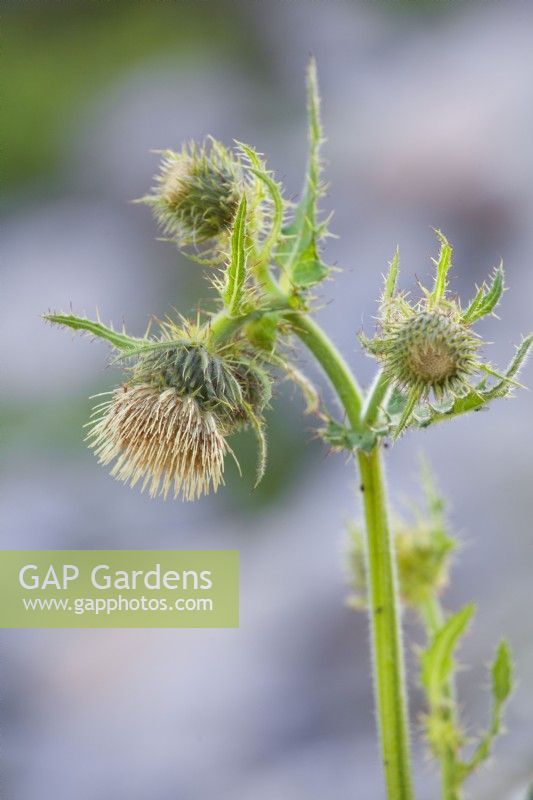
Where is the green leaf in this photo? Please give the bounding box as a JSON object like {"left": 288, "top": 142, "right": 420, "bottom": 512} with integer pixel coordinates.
{"left": 393, "top": 385, "right": 422, "bottom": 439}
{"left": 384, "top": 386, "right": 408, "bottom": 418}
{"left": 321, "top": 419, "right": 377, "bottom": 454}
{"left": 482, "top": 333, "right": 533, "bottom": 398}
{"left": 43, "top": 313, "right": 142, "bottom": 351}
{"left": 429, "top": 230, "right": 453, "bottom": 307}
{"left": 421, "top": 605, "right": 475, "bottom": 706}
{"left": 460, "top": 639, "right": 514, "bottom": 777}
{"left": 291, "top": 240, "right": 329, "bottom": 287}
{"left": 383, "top": 247, "right": 400, "bottom": 300}
{"left": 276, "top": 58, "right": 330, "bottom": 289}
{"left": 236, "top": 142, "right": 284, "bottom": 265}
{"left": 461, "top": 263, "right": 505, "bottom": 324}
{"left": 491, "top": 640, "right": 513, "bottom": 705}
{"left": 241, "top": 401, "right": 267, "bottom": 490}
{"left": 224, "top": 194, "right": 248, "bottom": 316}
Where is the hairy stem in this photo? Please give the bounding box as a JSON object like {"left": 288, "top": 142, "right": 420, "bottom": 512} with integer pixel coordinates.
{"left": 283, "top": 312, "right": 363, "bottom": 428}
{"left": 358, "top": 446, "right": 414, "bottom": 800}
{"left": 286, "top": 314, "right": 414, "bottom": 799}
{"left": 419, "top": 596, "right": 462, "bottom": 800}
{"left": 209, "top": 311, "right": 251, "bottom": 342}
{"left": 361, "top": 369, "right": 391, "bottom": 426}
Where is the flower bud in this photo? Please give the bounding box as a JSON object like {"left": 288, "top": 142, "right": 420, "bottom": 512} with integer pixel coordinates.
{"left": 375, "top": 309, "right": 480, "bottom": 402}
{"left": 358, "top": 234, "right": 509, "bottom": 435}
{"left": 347, "top": 518, "right": 455, "bottom": 610}
{"left": 142, "top": 139, "right": 243, "bottom": 251}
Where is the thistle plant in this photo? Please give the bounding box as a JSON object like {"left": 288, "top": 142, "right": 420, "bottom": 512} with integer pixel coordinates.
{"left": 44, "top": 61, "right": 532, "bottom": 799}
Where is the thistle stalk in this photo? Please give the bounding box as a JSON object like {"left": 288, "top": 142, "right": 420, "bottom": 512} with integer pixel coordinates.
{"left": 286, "top": 315, "right": 414, "bottom": 800}
{"left": 358, "top": 446, "right": 414, "bottom": 800}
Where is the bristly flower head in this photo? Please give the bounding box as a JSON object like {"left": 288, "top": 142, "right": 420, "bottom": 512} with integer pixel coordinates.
{"left": 88, "top": 386, "right": 228, "bottom": 501}
{"left": 85, "top": 318, "right": 272, "bottom": 500}
{"left": 139, "top": 138, "right": 245, "bottom": 258}
{"left": 360, "top": 231, "right": 510, "bottom": 436}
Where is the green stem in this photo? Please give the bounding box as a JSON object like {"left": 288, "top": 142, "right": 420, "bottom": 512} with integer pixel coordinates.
{"left": 419, "top": 596, "right": 461, "bottom": 800}
{"left": 361, "top": 369, "right": 391, "bottom": 426}
{"left": 286, "top": 315, "right": 414, "bottom": 799}
{"left": 283, "top": 312, "right": 363, "bottom": 427}
{"left": 358, "top": 447, "right": 415, "bottom": 800}
{"left": 208, "top": 313, "right": 248, "bottom": 343}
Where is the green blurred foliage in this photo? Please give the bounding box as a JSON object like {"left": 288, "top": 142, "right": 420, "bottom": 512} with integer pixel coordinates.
{"left": 3, "top": 0, "right": 258, "bottom": 191}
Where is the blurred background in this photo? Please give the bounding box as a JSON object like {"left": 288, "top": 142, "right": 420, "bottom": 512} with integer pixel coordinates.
{"left": 2, "top": 1, "right": 533, "bottom": 798}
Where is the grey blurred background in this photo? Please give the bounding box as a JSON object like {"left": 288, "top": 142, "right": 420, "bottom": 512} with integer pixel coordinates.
{"left": 2, "top": 1, "right": 532, "bottom": 798}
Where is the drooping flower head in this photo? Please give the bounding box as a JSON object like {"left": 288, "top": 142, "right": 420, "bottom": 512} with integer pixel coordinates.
{"left": 360, "top": 232, "right": 509, "bottom": 436}
{"left": 87, "top": 320, "right": 272, "bottom": 500}
{"left": 88, "top": 385, "right": 228, "bottom": 501}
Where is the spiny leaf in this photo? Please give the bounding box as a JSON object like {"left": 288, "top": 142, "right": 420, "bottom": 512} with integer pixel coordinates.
{"left": 306, "top": 55, "right": 322, "bottom": 148}
{"left": 478, "top": 362, "right": 524, "bottom": 390}
{"left": 236, "top": 142, "right": 284, "bottom": 265}
{"left": 461, "top": 263, "right": 505, "bottom": 324}
{"left": 393, "top": 385, "right": 422, "bottom": 439}
{"left": 429, "top": 230, "right": 453, "bottom": 307}
{"left": 421, "top": 604, "right": 475, "bottom": 706}
{"left": 383, "top": 247, "right": 400, "bottom": 301}
{"left": 241, "top": 401, "right": 267, "bottom": 490}
{"left": 276, "top": 58, "right": 329, "bottom": 289}
{"left": 44, "top": 313, "right": 142, "bottom": 351}
{"left": 291, "top": 241, "right": 329, "bottom": 287}
{"left": 224, "top": 195, "right": 248, "bottom": 316}
{"left": 482, "top": 333, "right": 533, "bottom": 398}
{"left": 384, "top": 386, "right": 408, "bottom": 418}
{"left": 460, "top": 639, "right": 514, "bottom": 777}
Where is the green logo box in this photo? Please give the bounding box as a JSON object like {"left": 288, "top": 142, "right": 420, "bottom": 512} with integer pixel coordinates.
{"left": 0, "top": 550, "right": 239, "bottom": 629}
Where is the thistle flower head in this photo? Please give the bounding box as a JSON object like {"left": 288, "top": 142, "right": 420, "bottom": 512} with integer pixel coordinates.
{"left": 369, "top": 307, "right": 480, "bottom": 402}
{"left": 141, "top": 138, "right": 244, "bottom": 254}
{"left": 88, "top": 385, "right": 228, "bottom": 501}
{"left": 85, "top": 318, "right": 272, "bottom": 500}
{"left": 360, "top": 232, "right": 509, "bottom": 436}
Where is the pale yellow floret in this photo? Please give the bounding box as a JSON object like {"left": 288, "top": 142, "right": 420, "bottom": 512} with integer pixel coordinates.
{"left": 87, "top": 384, "right": 227, "bottom": 501}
